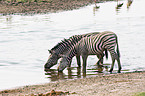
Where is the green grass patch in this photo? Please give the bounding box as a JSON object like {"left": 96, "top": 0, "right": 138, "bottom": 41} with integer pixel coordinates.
{"left": 132, "top": 92, "right": 145, "bottom": 96}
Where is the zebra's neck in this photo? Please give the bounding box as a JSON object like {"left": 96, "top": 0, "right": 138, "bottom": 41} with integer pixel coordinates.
{"left": 66, "top": 48, "right": 77, "bottom": 62}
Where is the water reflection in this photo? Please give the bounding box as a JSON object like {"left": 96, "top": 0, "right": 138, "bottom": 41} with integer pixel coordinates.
{"left": 93, "top": 6, "right": 100, "bottom": 15}
{"left": 6, "top": 16, "right": 12, "bottom": 22}
{"left": 45, "top": 65, "right": 110, "bottom": 81}
{"left": 115, "top": 0, "right": 123, "bottom": 14}
{"left": 93, "top": 0, "right": 100, "bottom": 15}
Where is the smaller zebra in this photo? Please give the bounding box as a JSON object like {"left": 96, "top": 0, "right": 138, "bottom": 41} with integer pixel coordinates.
{"left": 44, "top": 32, "right": 108, "bottom": 69}
{"left": 45, "top": 34, "right": 83, "bottom": 69}
{"left": 58, "top": 31, "right": 121, "bottom": 73}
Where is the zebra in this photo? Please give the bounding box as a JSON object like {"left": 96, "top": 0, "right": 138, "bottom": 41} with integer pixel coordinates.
{"left": 44, "top": 32, "right": 108, "bottom": 69}
{"left": 58, "top": 31, "right": 121, "bottom": 73}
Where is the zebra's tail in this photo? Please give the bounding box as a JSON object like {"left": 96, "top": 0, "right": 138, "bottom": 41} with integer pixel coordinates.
{"left": 116, "top": 36, "right": 120, "bottom": 58}
{"left": 105, "top": 49, "right": 108, "bottom": 60}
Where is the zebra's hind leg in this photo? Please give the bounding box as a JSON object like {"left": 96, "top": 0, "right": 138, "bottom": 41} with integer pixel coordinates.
{"left": 109, "top": 58, "right": 115, "bottom": 73}
{"left": 109, "top": 51, "right": 121, "bottom": 73}
{"left": 109, "top": 50, "right": 116, "bottom": 73}
{"left": 117, "top": 56, "right": 121, "bottom": 73}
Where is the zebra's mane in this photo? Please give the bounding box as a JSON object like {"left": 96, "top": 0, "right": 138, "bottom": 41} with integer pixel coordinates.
{"left": 50, "top": 35, "right": 81, "bottom": 52}
{"left": 50, "top": 32, "right": 100, "bottom": 52}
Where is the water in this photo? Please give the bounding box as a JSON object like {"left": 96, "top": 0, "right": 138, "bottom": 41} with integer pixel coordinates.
{"left": 0, "top": 0, "right": 145, "bottom": 90}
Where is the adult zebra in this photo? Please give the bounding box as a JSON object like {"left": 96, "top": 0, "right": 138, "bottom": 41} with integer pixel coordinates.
{"left": 44, "top": 32, "right": 108, "bottom": 69}
{"left": 58, "top": 31, "right": 121, "bottom": 73}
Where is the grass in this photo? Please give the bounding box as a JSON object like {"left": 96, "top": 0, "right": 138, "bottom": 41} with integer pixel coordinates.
{"left": 132, "top": 92, "right": 145, "bottom": 96}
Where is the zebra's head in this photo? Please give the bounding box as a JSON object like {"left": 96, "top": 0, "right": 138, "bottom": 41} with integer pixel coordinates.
{"left": 57, "top": 56, "right": 70, "bottom": 72}
{"left": 44, "top": 53, "right": 60, "bottom": 69}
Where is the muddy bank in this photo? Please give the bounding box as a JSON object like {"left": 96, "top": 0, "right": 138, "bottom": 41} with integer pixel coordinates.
{"left": 0, "top": 71, "right": 145, "bottom": 96}
{"left": 0, "top": 0, "right": 112, "bottom": 15}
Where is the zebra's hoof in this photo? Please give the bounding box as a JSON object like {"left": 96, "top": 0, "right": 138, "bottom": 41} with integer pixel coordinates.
{"left": 98, "top": 65, "right": 104, "bottom": 68}
{"left": 118, "top": 70, "right": 121, "bottom": 73}
{"left": 109, "top": 69, "right": 113, "bottom": 73}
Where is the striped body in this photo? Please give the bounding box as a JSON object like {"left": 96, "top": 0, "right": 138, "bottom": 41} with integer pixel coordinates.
{"left": 44, "top": 32, "right": 105, "bottom": 69}
{"left": 58, "top": 31, "right": 121, "bottom": 73}
{"left": 49, "top": 32, "right": 100, "bottom": 55}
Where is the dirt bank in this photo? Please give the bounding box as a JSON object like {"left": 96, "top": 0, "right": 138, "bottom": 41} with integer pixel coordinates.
{"left": 0, "top": 71, "right": 145, "bottom": 96}
{"left": 0, "top": 0, "right": 93, "bottom": 15}
{"left": 0, "top": 0, "right": 112, "bottom": 15}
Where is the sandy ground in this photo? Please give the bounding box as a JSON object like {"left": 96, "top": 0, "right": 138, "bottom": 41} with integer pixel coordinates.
{"left": 0, "top": 71, "right": 145, "bottom": 96}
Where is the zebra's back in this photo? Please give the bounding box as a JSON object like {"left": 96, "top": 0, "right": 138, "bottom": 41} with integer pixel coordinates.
{"left": 76, "top": 31, "right": 117, "bottom": 55}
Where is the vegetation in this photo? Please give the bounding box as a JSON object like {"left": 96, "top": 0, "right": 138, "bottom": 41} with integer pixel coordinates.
{"left": 133, "top": 92, "right": 145, "bottom": 96}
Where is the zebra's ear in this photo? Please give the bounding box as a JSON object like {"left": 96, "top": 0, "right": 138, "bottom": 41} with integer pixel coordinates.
{"left": 48, "top": 50, "right": 52, "bottom": 53}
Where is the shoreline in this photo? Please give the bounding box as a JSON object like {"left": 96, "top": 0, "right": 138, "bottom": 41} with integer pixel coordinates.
{"left": 0, "top": 0, "right": 113, "bottom": 15}
{"left": 0, "top": 71, "right": 145, "bottom": 96}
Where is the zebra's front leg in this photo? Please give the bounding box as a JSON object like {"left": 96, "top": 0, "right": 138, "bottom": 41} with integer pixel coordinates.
{"left": 68, "top": 59, "right": 72, "bottom": 67}
{"left": 76, "top": 55, "right": 81, "bottom": 68}
{"left": 96, "top": 58, "right": 104, "bottom": 68}
{"left": 96, "top": 53, "right": 104, "bottom": 68}
{"left": 82, "top": 55, "right": 88, "bottom": 74}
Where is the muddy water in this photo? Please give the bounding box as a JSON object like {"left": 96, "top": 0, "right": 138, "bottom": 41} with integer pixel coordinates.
{"left": 0, "top": 0, "right": 145, "bottom": 90}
